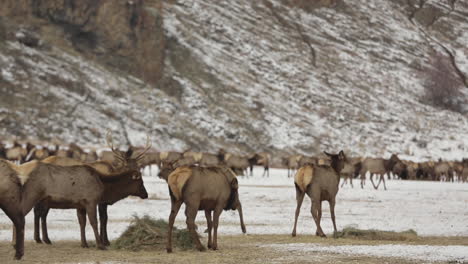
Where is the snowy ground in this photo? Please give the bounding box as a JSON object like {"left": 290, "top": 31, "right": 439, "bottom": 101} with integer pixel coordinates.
{"left": 265, "top": 243, "right": 468, "bottom": 263}
{"left": 0, "top": 167, "right": 467, "bottom": 262}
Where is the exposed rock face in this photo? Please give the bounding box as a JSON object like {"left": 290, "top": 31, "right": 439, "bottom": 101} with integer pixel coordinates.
{"left": 1, "top": 0, "right": 165, "bottom": 84}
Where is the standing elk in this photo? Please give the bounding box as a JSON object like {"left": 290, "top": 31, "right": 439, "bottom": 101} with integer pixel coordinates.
{"left": 358, "top": 154, "right": 401, "bottom": 190}
{"left": 34, "top": 132, "right": 150, "bottom": 247}
{"left": 158, "top": 163, "right": 245, "bottom": 252}
{"left": 248, "top": 152, "right": 270, "bottom": 177}
{"left": 282, "top": 154, "right": 302, "bottom": 178}
{"left": 3, "top": 158, "right": 139, "bottom": 256}
{"left": 0, "top": 160, "right": 25, "bottom": 260}
{"left": 434, "top": 159, "right": 454, "bottom": 182}
{"left": 219, "top": 149, "right": 250, "bottom": 176}
{"left": 340, "top": 157, "right": 361, "bottom": 188}
{"left": 291, "top": 151, "right": 347, "bottom": 237}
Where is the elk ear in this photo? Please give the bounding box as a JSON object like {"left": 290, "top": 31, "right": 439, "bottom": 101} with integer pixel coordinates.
{"left": 231, "top": 178, "right": 239, "bottom": 190}
{"left": 338, "top": 150, "right": 346, "bottom": 160}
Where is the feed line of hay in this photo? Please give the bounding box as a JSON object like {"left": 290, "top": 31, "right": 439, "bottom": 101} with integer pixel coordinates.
{"left": 113, "top": 215, "right": 196, "bottom": 251}
{"left": 335, "top": 226, "right": 418, "bottom": 241}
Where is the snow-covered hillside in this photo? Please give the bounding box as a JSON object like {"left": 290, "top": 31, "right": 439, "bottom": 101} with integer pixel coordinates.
{"left": 1, "top": 0, "right": 467, "bottom": 160}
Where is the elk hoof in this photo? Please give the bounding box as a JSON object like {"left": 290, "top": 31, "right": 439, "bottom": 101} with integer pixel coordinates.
{"left": 103, "top": 240, "right": 111, "bottom": 247}
{"left": 291, "top": 232, "right": 296, "bottom": 237}
{"left": 197, "top": 246, "right": 207, "bottom": 252}
{"left": 166, "top": 248, "right": 173, "bottom": 253}
{"left": 211, "top": 246, "right": 218, "bottom": 251}
{"left": 14, "top": 252, "right": 23, "bottom": 260}
{"left": 97, "top": 244, "right": 107, "bottom": 250}
{"left": 34, "top": 238, "right": 42, "bottom": 244}
{"left": 81, "top": 243, "right": 89, "bottom": 248}
{"left": 43, "top": 238, "right": 52, "bottom": 245}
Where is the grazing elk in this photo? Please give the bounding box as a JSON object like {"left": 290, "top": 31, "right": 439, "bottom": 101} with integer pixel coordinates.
{"left": 0, "top": 160, "right": 25, "bottom": 260}
{"left": 358, "top": 154, "right": 401, "bottom": 190}
{"left": 34, "top": 132, "right": 150, "bottom": 247}
{"left": 291, "top": 151, "right": 347, "bottom": 237}
{"left": 158, "top": 163, "right": 245, "bottom": 252}
{"left": 248, "top": 152, "right": 270, "bottom": 177}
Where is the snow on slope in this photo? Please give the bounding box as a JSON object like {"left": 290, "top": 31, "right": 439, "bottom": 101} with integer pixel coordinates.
{"left": 1, "top": 0, "right": 468, "bottom": 160}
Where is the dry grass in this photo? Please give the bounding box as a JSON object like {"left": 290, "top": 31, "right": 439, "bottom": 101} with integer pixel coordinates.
{"left": 113, "top": 215, "right": 194, "bottom": 251}
{"left": 1, "top": 233, "right": 467, "bottom": 264}
{"left": 334, "top": 226, "right": 418, "bottom": 241}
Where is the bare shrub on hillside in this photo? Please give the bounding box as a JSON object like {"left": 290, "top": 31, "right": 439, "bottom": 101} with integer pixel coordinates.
{"left": 422, "top": 52, "right": 463, "bottom": 112}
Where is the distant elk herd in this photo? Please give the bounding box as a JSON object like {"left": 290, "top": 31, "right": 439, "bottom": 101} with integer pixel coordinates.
{"left": 0, "top": 135, "right": 467, "bottom": 260}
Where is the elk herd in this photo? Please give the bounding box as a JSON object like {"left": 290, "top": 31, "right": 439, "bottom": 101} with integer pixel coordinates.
{"left": 0, "top": 135, "right": 467, "bottom": 260}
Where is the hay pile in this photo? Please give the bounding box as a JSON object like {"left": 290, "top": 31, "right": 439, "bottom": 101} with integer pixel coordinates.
{"left": 113, "top": 215, "right": 195, "bottom": 251}
{"left": 335, "top": 226, "right": 418, "bottom": 241}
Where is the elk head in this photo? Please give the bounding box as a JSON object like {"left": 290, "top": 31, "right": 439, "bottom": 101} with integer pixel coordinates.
{"left": 324, "top": 150, "right": 347, "bottom": 174}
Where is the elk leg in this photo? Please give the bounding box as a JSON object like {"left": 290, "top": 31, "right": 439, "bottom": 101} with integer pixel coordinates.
{"left": 237, "top": 202, "right": 246, "bottom": 234}
{"left": 34, "top": 206, "right": 42, "bottom": 243}
{"left": 340, "top": 175, "right": 346, "bottom": 188}
{"left": 166, "top": 200, "right": 182, "bottom": 253}
{"left": 376, "top": 174, "right": 383, "bottom": 190}
{"left": 86, "top": 205, "right": 105, "bottom": 250}
{"left": 41, "top": 207, "right": 51, "bottom": 244}
{"left": 77, "top": 208, "right": 89, "bottom": 248}
{"left": 311, "top": 199, "right": 325, "bottom": 237}
{"left": 370, "top": 173, "right": 378, "bottom": 189}
{"left": 382, "top": 175, "right": 387, "bottom": 190}
{"left": 330, "top": 198, "right": 338, "bottom": 237}
{"left": 292, "top": 187, "right": 305, "bottom": 237}
{"left": 204, "top": 210, "right": 213, "bottom": 249}
{"left": 3, "top": 205, "right": 24, "bottom": 260}
{"left": 185, "top": 203, "right": 205, "bottom": 251}
{"left": 99, "top": 204, "right": 110, "bottom": 246}
{"left": 350, "top": 175, "right": 354, "bottom": 188}
{"left": 211, "top": 206, "right": 223, "bottom": 250}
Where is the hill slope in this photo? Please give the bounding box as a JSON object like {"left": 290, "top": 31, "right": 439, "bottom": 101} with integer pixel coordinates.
{"left": 1, "top": 0, "right": 467, "bottom": 160}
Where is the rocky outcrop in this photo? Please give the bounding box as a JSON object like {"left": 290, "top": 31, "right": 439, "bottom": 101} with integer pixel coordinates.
{"left": 0, "top": 0, "right": 165, "bottom": 85}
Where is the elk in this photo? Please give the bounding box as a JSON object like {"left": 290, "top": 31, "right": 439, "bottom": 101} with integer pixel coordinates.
{"left": 291, "top": 151, "right": 347, "bottom": 237}
{"left": 33, "top": 131, "right": 150, "bottom": 247}
{"left": 6, "top": 141, "right": 28, "bottom": 164}
{"left": 184, "top": 151, "right": 222, "bottom": 167}
{"left": 158, "top": 163, "right": 245, "bottom": 252}
{"left": 282, "top": 154, "right": 302, "bottom": 178}
{"left": 340, "top": 157, "right": 361, "bottom": 188}
{"left": 434, "top": 160, "right": 454, "bottom": 182}
{"left": 0, "top": 159, "right": 25, "bottom": 260}
{"left": 248, "top": 152, "right": 270, "bottom": 177}
{"left": 4, "top": 160, "right": 136, "bottom": 255}
{"left": 218, "top": 149, "right": 249, "bottom": 176}
{"left": 358, "top": 154, "right": 401, "bottom": 190}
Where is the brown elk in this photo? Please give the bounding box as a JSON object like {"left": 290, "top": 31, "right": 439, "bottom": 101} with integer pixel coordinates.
{"left": 340, "top": 157, "right": 361, "bottom": 188}
{"left": 218, "top": 149, "right": 249, "bottom": 176}
{"left": 158, "top": 163, "right": 244, "bottom": 252}
{"left": 434, "top": 160, "right": 454, "bottom": 182}
{"left": 358, "top": 154, "right": 401, "bottom": 190}
{"left": 248, "top": 152, "right": 270, "bottom": 177}
{"left": 291, "top": 151, "right": 347, "bottom": 237}
{"left": 4, "top": 159, "right": 139, "bottom": 255}
{"left": 33, "top": 132, "right": 150, "bottom": 247}
{"left": 0, "top": 159, "right": 25, "bottom": 259}
{"left": 183, "top": 151, "right": 222, "bottom": 167}
{"left": 282, "top": 154, "right": 302, "bottom": 178}
{"left": 6, "top": 141, "right": 28, "bottom": 164}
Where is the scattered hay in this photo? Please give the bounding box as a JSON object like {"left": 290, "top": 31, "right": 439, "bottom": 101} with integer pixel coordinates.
{"left": 335, "top": 226, "right": 418, "bottom": 241}
{"left": 113, "top": 215, "right": 195, "bottom": 251}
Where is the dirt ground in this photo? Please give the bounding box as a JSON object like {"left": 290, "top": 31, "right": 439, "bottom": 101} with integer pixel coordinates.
{"left": 1, "top": 234, "right": 467, "bottom": 264}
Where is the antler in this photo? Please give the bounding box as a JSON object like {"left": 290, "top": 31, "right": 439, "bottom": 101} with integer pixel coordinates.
{"left": 106, "top": 130, "right": 125, "bottom": 163}
{"left": 135, "top": 134, "right": 152, "bottom": 161}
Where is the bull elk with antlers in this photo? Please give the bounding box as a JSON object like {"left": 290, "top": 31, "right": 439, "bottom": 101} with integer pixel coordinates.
{"left": 33, "top": 131, "right": 151, "bottom": 247}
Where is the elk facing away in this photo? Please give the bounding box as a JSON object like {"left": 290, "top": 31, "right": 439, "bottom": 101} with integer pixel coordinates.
{"left": 158, "top": 163, "right": 245, "bottom": 252}
{"left": 33, "top": 132, "right": 150, "bottom": 247}
{"left": 358, "top": 154, "right": 401, "bottom": 190}
{"left": 291, "top": 151, "right": 347, "bottom": 237}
